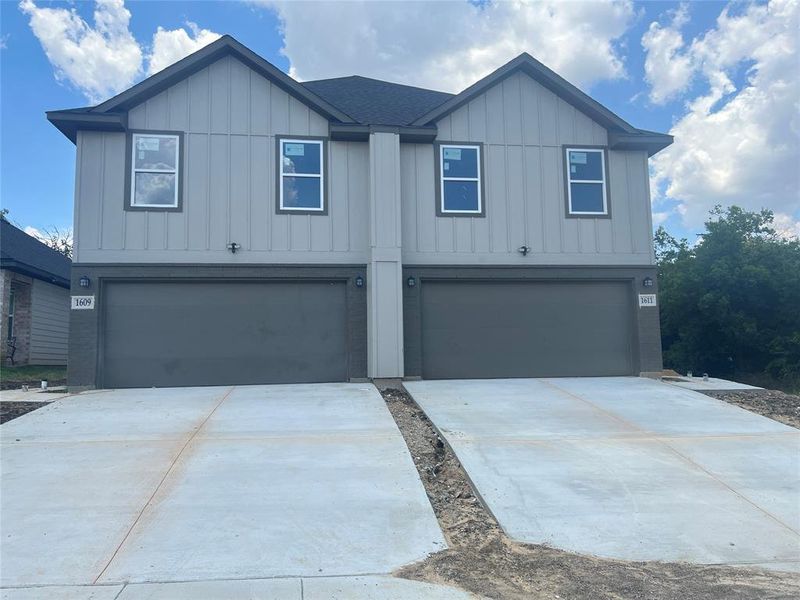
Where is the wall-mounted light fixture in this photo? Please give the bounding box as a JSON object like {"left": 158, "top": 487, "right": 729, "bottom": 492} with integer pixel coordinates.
{"left": 518, "top": 245, "right": 531, "bottom": 256}
{"left": 407, "top": 276, "right": 416, "bottom": 288}
{"left": 643, "top": 276, "right": 654, "bottom": 288}
{"left": 226, "top": 242, "right": 241, "bottom": 254}
{"left": 354, "top": 275, "right": 364, "bottom": 288}
{"left": 79, "top": 275, "right": 91, "bottom": 288}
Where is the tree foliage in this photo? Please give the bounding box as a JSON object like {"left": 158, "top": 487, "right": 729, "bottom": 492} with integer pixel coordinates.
{"left": 35, "top": 226, "right": 73, "bottom": 259}
{"left": 656, "top": 206, "right": 800, "bottom": 384}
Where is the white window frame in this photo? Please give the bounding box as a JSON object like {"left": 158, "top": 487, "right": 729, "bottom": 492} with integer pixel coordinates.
{"left": 440, "top": 144, "right": 482, "bottom": 215}
{"left": 279, "top": 138, "right": 324, "bottom": 212}
{"left": 565, "top": 147, "right": 608, "bottom": 216}
{"left": 130, "top": 133, "right": 180, "bottom": 208}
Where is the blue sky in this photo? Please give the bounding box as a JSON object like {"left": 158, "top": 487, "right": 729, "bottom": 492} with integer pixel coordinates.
{"left": 1, "top": 0, "right": 797, "bottom": 241}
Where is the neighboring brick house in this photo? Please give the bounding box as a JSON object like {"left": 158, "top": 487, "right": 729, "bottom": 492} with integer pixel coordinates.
{"left": 1, "top": 219, "right": 71, "bottom": 366}
{"left": 47, "top": 36, "right": 672, "bottom": 389}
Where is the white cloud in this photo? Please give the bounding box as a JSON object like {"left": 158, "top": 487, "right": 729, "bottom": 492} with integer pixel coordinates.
{"left": 256, "top": 0, "right": 635, "bottom": 92}
{"left": 23, "top": 226, "right": 44, "bottom": 240}
{"left": 647, "top": 0, "right": 800, "bottom": 234}
{"left": 147, "top": 22, "right": 221, "bottom": 76}
{"left": 641, "top": 3, "right": 693, "bottom": 104}
{"left": 20, "top": 1, "right": 220, "bottom": 103}
{"left": 773, "top": 212, "right": 800, "bottom": 240}
{"left": 19, "top": 0, "right": 143, "bottom": 103}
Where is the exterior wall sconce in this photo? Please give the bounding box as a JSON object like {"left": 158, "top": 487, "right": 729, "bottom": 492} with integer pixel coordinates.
{"left": 407, "top": 276, "right": 416, "bottom": 288}
{"left": 79, "top": 275, "right": 91, "bottom": 288}
{"left": 518, "top": 245, "right": 531, "bottom": 256}
{"left": 354, "top": 275, "right": 364, "bottom": 288}
{"left": 643, "top": 276, "right": 654, "bottom": 288}
{"left": 227, "top": 242, "right": 241, "bottom": 254}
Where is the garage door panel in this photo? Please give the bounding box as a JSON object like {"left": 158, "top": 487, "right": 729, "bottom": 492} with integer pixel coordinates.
{"left": 102, "top": 281, "right": 348, "bottom": 388}
{"left": 421, "top": 281, "right": 634, "bottom": 379}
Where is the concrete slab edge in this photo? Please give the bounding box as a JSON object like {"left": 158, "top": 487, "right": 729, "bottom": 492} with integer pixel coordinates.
{"left": 400, "top": 382, "right": 510, "bottom": 541}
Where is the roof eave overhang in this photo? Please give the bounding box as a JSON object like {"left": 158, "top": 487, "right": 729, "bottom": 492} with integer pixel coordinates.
{"left": 330, "top": 123, "right": 437, "bottom": 143}
{"left": 1, "top": 259, "right": 70, "bottom": 288}
{"left": 46, "top": 111, "right": 127, "bottom": 144}
{"left": 609, "top": 131, "right": 674, "bottom": 157}
{"left": 47, "top": 35, "right": 357, "bottom": 143}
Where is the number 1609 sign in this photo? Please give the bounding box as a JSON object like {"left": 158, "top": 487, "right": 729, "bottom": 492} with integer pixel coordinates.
{"left": 71, "top": 296, "right": 95, "bottom": 310}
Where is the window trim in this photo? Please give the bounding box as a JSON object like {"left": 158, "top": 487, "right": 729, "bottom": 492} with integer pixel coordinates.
{"left": 434, "top": 142, "right": 486, "bottom": 217}
{"left": 124, "top": 130, "right": 184, "bottom": 212}
{"left": 563, "top": 145, "right": 611, "bottom": 218}
{"left": 275, "top": 135, "right": 328, "bottom": 215}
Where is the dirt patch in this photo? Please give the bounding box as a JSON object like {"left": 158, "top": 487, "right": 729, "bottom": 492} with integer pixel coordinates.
{"left": 382, "top": 387, "right": 800, "bottom": 600}
{"left": 0, "top": 401, "right": 51, "bottom": 424}
{"left": 703, "top": 389, "right": 800, "bottom": 430}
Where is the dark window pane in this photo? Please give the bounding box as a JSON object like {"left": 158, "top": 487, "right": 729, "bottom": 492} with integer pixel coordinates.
{"left": 133, "top": 173, "right": 176, "bottom": 206}
{"left": 134, "top": 136, "right": 177, "bottom": 170}
{"left": 283, "top": 176, "right": 322, "bottom": 209}
{"left": 282, "top": 142, "right": 321, "bottom": 174}
{"left": 442, "top": 146, "right": 478, "bottom": 178}
{"left": 568, "top": 150, "right": 603, "bottom": 181}
{"left": 570, "top": 182, "right": 605, "bottom": 213}
{"left": 443, "top": 180, "right": 480, "bottom": 212}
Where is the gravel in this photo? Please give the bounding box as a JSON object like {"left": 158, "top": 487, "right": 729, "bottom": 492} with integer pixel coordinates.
{"left": 703, "top": 389, "right": 800, "bottom": 429}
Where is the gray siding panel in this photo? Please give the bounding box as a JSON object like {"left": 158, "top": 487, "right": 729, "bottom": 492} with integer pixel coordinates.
{"left": 401, "top": 71, "right": 654, "bottom": 266}
{"left": 75, "top": 55, "right": 368, "bottom": 265}
{"left": 29, "top": 280, "right": 69, "bottom": 365}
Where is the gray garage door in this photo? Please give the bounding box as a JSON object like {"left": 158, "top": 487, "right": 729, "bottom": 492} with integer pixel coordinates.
{"left": 102, "top": 281, "right": 348, "bottom": 388}
{"left": 421, "top": 280, "right": 635, "bottom": 379}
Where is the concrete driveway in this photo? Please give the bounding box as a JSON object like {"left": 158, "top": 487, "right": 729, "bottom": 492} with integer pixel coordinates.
{"left": 405, "top": 377, "right": 800, "bottom": 571}
{"left": 0, "top": 384, "right": 470, "bottom": 599}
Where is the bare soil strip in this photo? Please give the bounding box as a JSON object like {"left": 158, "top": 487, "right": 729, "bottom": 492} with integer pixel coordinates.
{"left": 381, "top": 387, "right": 800, "bottom": 600}
{"left": 704, "top": 389, "right": 800, "bottom": 430}
{"left": 0, "top": 401, "right": 51, "bottom": 424}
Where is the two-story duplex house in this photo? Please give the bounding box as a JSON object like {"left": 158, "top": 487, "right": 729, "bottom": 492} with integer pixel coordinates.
{"left": 48, "top": 35, "right": 672, "bottom": 390}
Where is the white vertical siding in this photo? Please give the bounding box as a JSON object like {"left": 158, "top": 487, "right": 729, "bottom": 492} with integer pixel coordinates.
{"left": 29, "top": 280, "right": 69, "bottom": 365}
{"left": 401, "top": 71, "right": 655, "bottom": 265}
{"left": 75, "top": 55, "right": 368, "bottom": 264}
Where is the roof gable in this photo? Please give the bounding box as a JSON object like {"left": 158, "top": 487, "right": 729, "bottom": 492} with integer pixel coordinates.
{"left": 414, "top": 53, "right": 633, "bottom": 132}
{"left": 48, "top": 36, "right": 356, "bottom": 142}
{"left": 92, "top": 36, "right": 354, "bottom": 122}
{"left": 413, "top": 53, "right": 671, "bottom": 155}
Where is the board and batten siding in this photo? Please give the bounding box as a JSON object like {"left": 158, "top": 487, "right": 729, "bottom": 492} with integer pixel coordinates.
{"left": 401, "top": 71, "right": 655, "bottom": 266}
{"left": 74, "top": 55, "right": 369, "bottom": 264}
{"left": 29, "top": 279, "right": 69, "bottom": 365}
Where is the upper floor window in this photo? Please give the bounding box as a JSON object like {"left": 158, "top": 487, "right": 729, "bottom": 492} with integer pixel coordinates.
{"left": 565, "top": 147, "right": 608, "bottom": 216}
{"left": 278, "top": 138, "right": 326, "bottom": 213}
{"left": 130, "top": 133, "right": 181, "bottom": 209}
{"left": 437, "top": 143, "right": 484, "bottom": 216}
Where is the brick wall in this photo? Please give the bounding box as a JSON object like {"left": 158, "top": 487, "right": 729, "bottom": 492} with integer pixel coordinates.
{"left": 1, "top": 270, "right": 33, "bottom": 365}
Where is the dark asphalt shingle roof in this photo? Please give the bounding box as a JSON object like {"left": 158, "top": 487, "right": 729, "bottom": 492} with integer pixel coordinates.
{"left": 301, "top": 76, "right": 454, "bottom": 126}
{"left": 0, "top": 219, "right": 71, "bottom": 286}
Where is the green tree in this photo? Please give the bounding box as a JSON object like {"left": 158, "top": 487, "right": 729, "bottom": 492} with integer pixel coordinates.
{"left": 656, "top": 206, "right": 800, "bottom": 387}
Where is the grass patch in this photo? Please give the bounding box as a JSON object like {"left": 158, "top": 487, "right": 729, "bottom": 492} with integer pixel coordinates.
{"left": 1, "top": 365, "right": 67, "bottom": 389}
